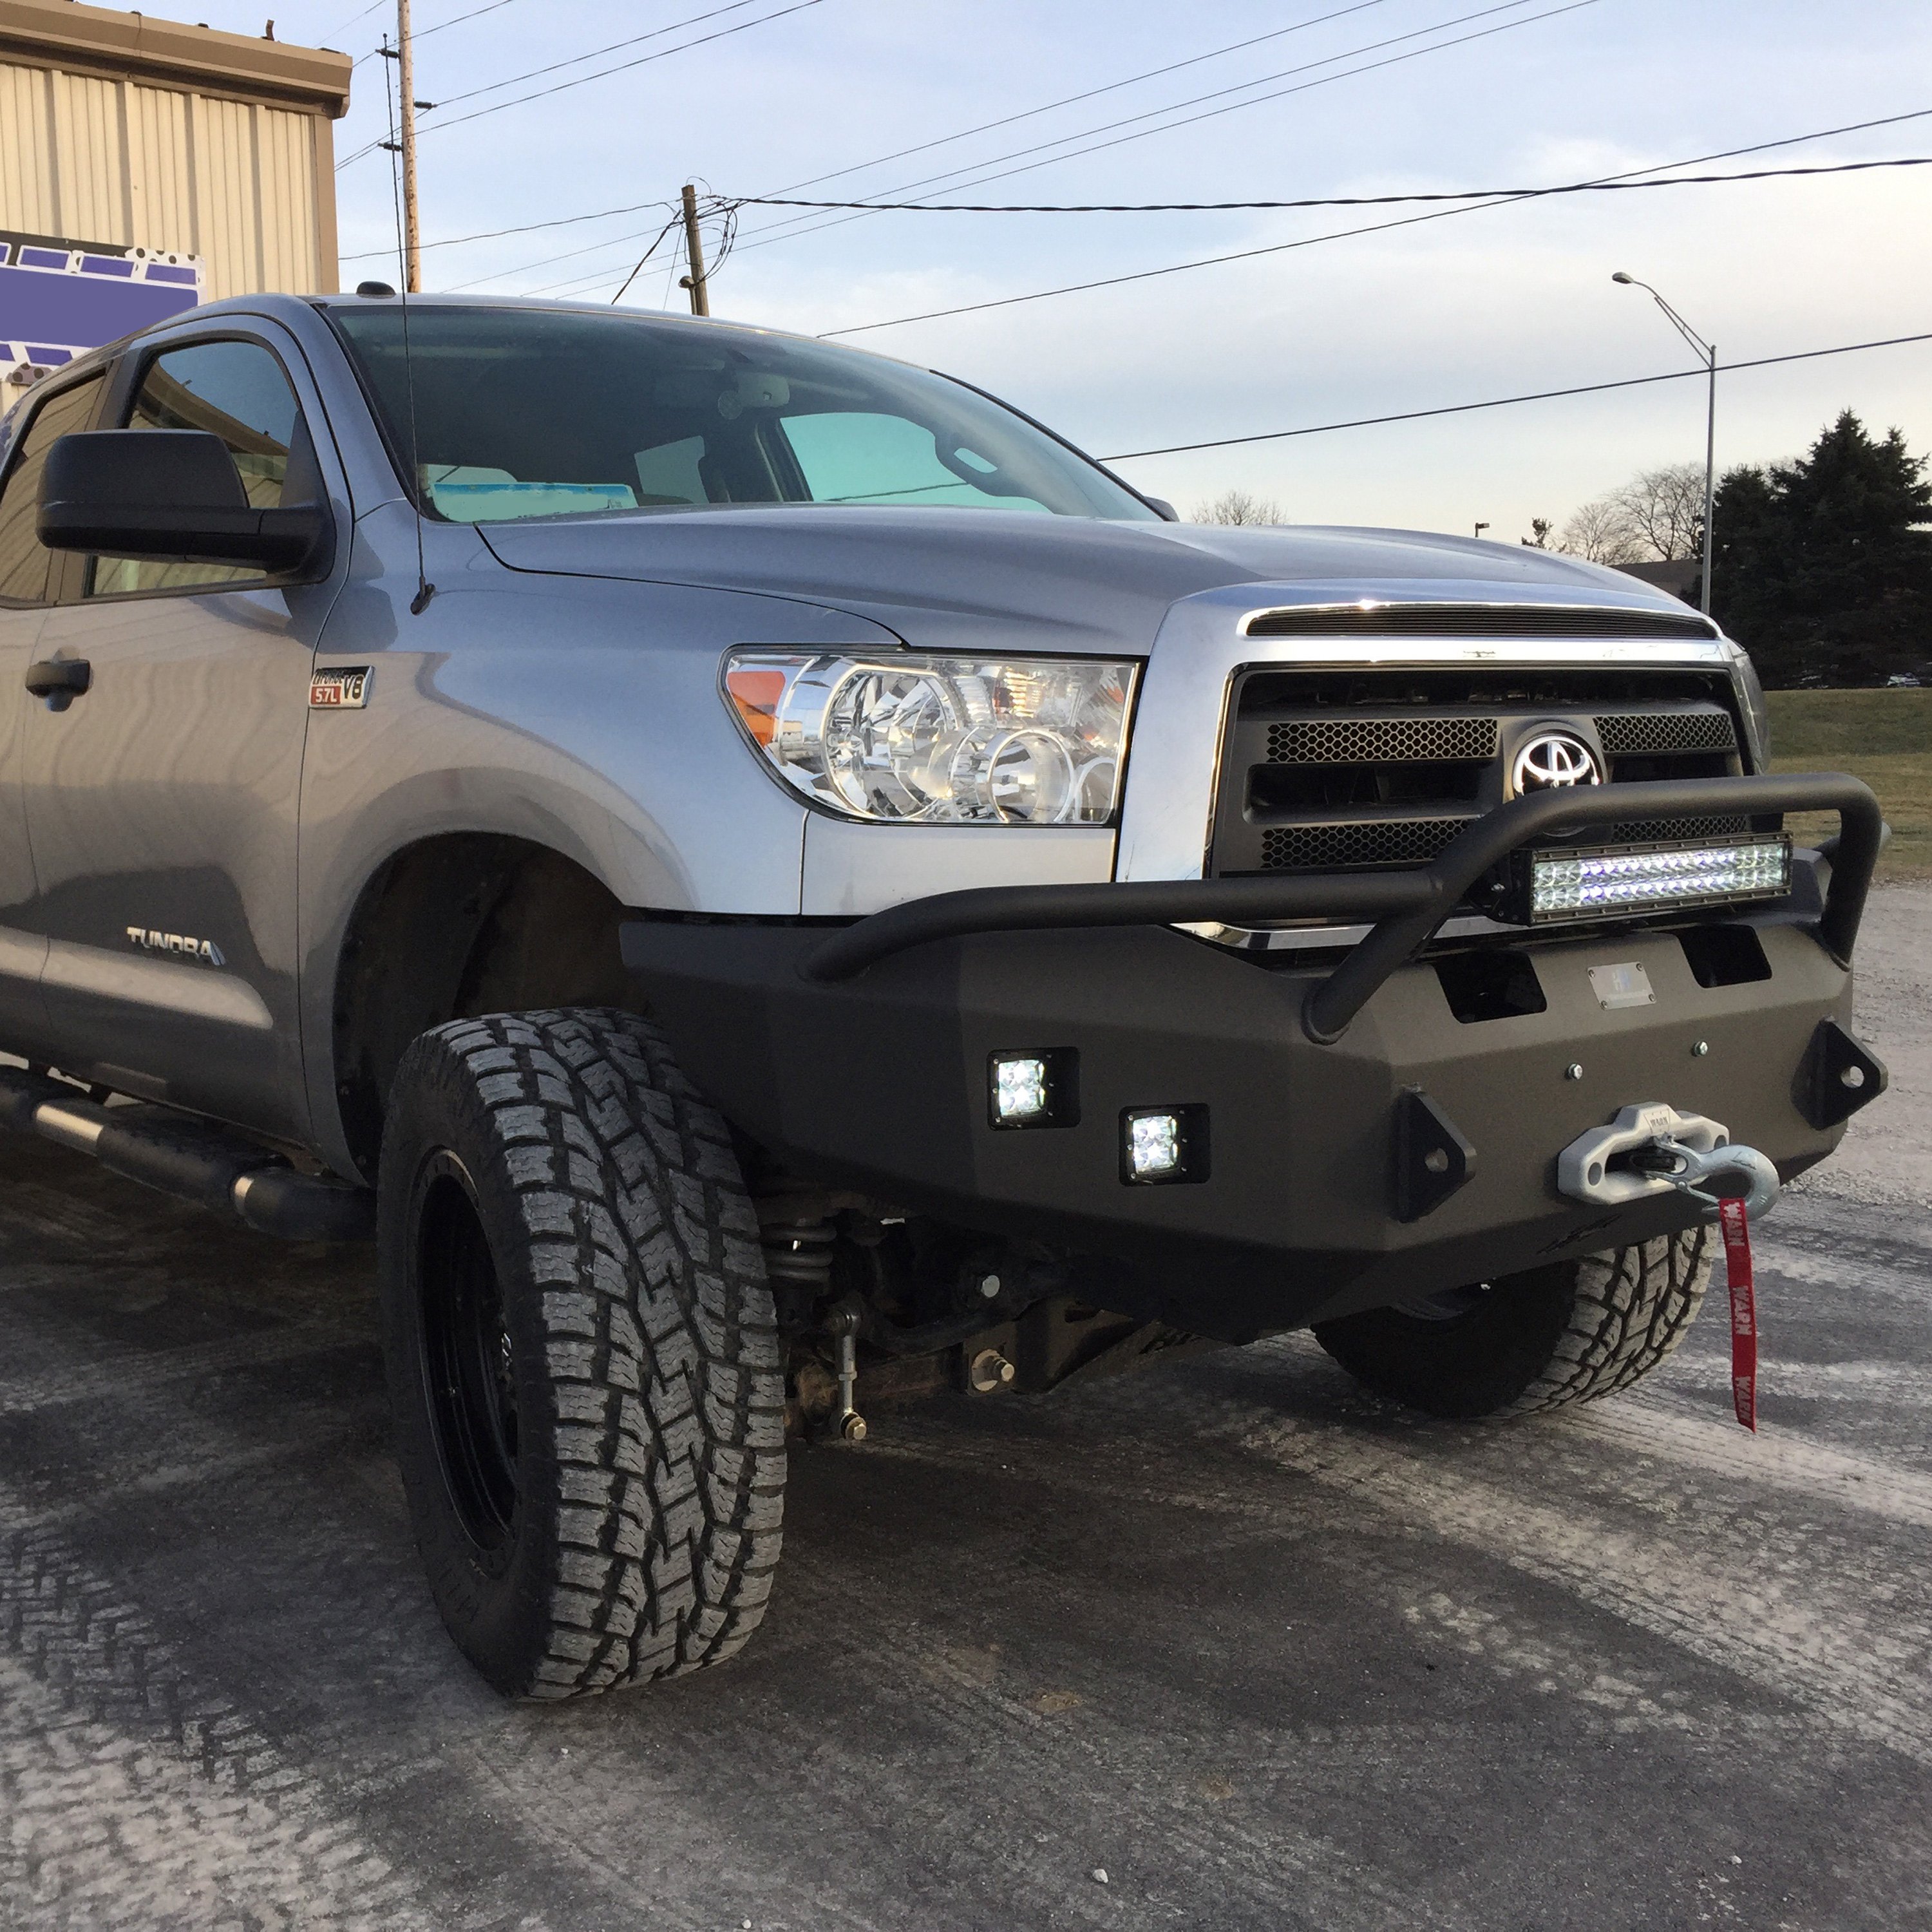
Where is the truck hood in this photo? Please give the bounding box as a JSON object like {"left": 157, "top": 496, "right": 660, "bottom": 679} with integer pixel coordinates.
{"left": 478, "top": 506, "right": 1672, "bottom": 653}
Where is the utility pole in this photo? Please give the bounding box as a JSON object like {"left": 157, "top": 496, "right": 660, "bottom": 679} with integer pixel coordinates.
{"left": 397, "top": 0, "right": 422, "bottom": 292}
{"left": 679, "top": 184, "right": 710, "bottom": 316}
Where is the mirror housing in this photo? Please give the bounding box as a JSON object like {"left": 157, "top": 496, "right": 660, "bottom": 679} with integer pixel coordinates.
{"left": 37, "top": 430, "right": 332, "bottom": 576}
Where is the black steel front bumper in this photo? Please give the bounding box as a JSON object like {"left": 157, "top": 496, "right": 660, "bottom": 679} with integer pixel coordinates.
{"left": 620, "top": 774, "right": 1884, "bottom": 1343}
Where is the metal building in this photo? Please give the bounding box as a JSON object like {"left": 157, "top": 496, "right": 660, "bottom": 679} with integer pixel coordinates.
{"left": 0, "top": 0, "right": 351, "bottom": 321}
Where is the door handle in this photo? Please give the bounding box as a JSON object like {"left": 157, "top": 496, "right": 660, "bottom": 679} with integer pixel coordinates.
{"left": 25, "top": 659, "right": 91, "bottom": 710}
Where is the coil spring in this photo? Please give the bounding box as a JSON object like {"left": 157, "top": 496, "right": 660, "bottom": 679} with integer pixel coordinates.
{"left": 760, "top": 1215, "right": 837, "bottom": 1290}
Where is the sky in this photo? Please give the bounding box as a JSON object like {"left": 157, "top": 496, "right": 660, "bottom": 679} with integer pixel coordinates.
{"left": 178, "top": 0, "right": 1931, "bottom": 545}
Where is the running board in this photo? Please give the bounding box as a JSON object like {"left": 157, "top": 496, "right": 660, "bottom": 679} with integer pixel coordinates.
{"left": 0, "top": 1066, "right": 374, "bottom": 1242}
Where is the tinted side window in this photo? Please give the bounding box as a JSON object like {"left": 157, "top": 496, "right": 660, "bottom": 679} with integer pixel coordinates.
{"left": 0, "top": 377, "right": 106, "bottom": 603}
{"left": 90, "top": 340, "right": 303, "bottom": 597}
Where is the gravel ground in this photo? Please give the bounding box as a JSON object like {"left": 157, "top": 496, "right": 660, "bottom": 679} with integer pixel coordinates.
{"left": 2, "top": 893, "right": 1928, "bottom": 1931}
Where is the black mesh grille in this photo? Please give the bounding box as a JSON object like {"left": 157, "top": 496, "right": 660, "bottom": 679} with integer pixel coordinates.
{"left": 1245, "top": 603, "right": 1718, "bottom": 641}
{"left": 1213, "top": 663, "right": 1752, "bottom": 882}
{"left": 1259, "top": 817, "right": 1473, "bottom": 871}
{"left": 1594, "top": 710, "right": 1737, "bottom": 753}
{"left": 1602, "top": 813, "right": 1752, "bottom": 844}
{"left": 1264, "top": 715, "right": 1499, "bottom": 764}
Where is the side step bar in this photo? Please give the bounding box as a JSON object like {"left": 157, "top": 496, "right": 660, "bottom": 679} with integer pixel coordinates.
{"left": 0, "top": 1065, "right": 375, "bottom": 1242}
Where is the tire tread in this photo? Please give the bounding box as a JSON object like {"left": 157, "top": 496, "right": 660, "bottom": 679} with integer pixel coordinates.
{"left": 399, "top": 1007, "right": 783, "bottom": 1699}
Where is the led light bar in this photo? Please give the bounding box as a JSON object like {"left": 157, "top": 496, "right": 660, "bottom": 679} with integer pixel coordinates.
{"left": 1521, "top": 835, "right": 1792, "bottom": 923}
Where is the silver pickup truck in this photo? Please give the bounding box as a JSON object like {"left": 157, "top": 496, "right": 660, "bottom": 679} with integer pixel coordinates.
{"left": 0, "top": 292, "right": 1885, "bottom": 1700}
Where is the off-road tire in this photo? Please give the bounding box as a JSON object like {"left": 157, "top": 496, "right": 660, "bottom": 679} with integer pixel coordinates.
{"left": 1312, "top": 1227, "right": 1712, "bottom": 1420}
{"left": 377, "top": 1007, "right": 785, "bottom": 1700}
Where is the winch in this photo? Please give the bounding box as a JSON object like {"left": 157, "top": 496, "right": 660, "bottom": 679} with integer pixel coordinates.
{"left": 1557, "top": 1102, "right": 1781, "bottom": 1222}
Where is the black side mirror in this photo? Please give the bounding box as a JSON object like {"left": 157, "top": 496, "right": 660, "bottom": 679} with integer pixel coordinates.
{"left": 37, "top": 430, "right": 332, "bottom": 576}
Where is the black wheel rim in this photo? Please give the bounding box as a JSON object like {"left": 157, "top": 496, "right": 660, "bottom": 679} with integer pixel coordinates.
{"left": 412, "top": 1151, "right": 520, "bottom": 1556}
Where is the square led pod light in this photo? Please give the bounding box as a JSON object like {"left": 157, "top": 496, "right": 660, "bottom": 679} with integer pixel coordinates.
{"left": 1515, "top": 835, "right": 1792, "bottom": 924}
{"left": 1120, "top": 1106, "right": 1210, "bottom": 1186}
{"left": 987, "top": 1050, "right": 1079, "bottom": 1130}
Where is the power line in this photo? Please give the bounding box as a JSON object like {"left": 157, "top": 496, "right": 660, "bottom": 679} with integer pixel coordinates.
{"left": 418, "top": 0, "right": 833, "bottom": 137}
{"left": 1099, "top": 330, "right": 1932, "bottom": 460}
{"left": 821, "top": 114, "right": 1932, "bottom": 337}
{"left": 352, "top": 0, "right": 521, "bottom": 70}
{"left": 337, "top": 0, "right": 830, "bottom": 166}
{"left": 442, "top": 103, "right": 1932, "bottom": 306}
{"left": 359, "top": 1, "right": 1400, "bottom": 263}
{"left": 345, "top": 196, "right": 670, "bottom": 263}
{"left": 460, "top": 0, "right": 1581, "bottom": 293}
{"left": 497, "top": 150, "right": 1926, "bottom": 300}
{"left": 417, "top": 0, "right": 764, "bottom": 111}
{"left": 734, "top": 0, "right": 1571, "bottom": 257}
{"left": 737, "top": 156, "right": 1932, "bottom": 212}
{"left": 748, "top": 0, "right": 1396, "bottom": 204}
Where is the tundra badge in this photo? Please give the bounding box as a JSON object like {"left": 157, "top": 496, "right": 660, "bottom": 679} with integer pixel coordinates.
{"left": 310, "top": 667, "right": 372, "bottom": 709}
{"left": 128, "top": 927, "right": 226, "bottom": 967}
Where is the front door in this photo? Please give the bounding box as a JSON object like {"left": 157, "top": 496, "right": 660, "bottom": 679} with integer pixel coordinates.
{"left": 19, "top": 325, "right": 345, "bottom": 1141}
{"left": 0, "top": 371, "right": 107, "bottom": 1053}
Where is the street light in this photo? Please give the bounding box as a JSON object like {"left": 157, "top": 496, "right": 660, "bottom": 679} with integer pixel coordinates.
{"left": 1612, "top": 270, "right": 1716, "bottom": 614}
{"left": 1473, "top": 520, "right": 1490, "bottom": 538}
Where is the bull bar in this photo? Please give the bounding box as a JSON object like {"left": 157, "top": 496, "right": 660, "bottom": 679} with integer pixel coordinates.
{"left": 800, "top": 772, "right": 1882, "bottom": 1042}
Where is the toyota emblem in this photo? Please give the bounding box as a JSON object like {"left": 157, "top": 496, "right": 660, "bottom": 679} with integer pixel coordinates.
{"left": 1511, "top": 730, "right": 1604, "bottom": 793}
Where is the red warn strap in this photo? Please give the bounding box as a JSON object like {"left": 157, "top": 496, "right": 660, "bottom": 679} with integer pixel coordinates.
{"left": 1719, "top": 1197, "right": 1757, "bottom": 1432}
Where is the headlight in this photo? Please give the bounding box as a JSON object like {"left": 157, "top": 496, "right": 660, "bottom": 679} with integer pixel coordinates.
{"left": 722, "top": 650, "right": 1139, "bottom": 825}
{"left": 1728, "top": 645, "right": 1772, "bottom": 766}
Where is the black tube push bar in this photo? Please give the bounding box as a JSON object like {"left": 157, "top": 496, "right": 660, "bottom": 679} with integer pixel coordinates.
{"left": 800, "top": 772, "right": 1881, "bottom": 1040}
{"left": 1302, "top": 772, "right": 1876, "bottom": 1041}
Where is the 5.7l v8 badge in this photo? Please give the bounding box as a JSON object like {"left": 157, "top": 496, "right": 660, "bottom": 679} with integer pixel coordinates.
{"left": 310, "top": 667, "right": 372, "bottom": 710}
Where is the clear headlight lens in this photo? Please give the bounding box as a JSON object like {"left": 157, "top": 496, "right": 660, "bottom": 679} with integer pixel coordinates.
{"left": 1728, "top": 645, "right": 1772, "bottom": 765}
{"left": 723, "top": 650, "right": 1139, "bottom": 825}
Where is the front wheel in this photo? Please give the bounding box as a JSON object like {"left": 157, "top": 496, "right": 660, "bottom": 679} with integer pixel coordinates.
{"left": 378, "top": 1008, "right": 786, "bottom": 1699}
{"left": 1312, "top": 1227, "right": 1712, "bottom": 1420}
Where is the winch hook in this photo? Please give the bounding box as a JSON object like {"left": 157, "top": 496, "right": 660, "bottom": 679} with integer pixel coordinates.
{"left": 1627, "top": 1136, "right": 1781, "bottom": 1222}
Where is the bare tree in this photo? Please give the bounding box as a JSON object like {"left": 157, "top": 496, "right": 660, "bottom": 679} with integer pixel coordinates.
{"left": 1557, "top": 498, "right": 1643, "bottom": 565}
{"left": 1521, "top": 517, "right": 1553, "bottom": 549}
{"left": 1194, "top": 488, "right": 1283, "bottom": 526}
{"left": 1605, "top": 462, "right": 1705, "bottom": 560}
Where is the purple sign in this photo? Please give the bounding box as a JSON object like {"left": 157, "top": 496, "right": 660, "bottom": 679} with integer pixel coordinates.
{"left": 1, "top": 231, "right": 204, "bottom": 387}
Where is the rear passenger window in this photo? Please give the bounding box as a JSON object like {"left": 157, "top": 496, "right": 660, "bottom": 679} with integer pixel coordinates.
{"left": 90, "top": 339, "right": 305, "bottom": 596}
{"left": 0, "top": 375, "right": 105, "bottom": 603}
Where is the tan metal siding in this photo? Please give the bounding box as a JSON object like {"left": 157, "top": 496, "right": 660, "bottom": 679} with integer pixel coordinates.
{"left": 50, "top": 68, "right": 126, "bottom": 241}
{"left": 126, "top": 82, "right": 194, "bottom": 260}
{"left": 254, "top": 103, "right": 314, "bottom": 299}
{"left": 0, "top": 55, "right": 332, "bottom": 296}
{"left": 194, "top": 92, "right": 254, "bottom": 296}
{"left": 0, "top": 62, "right": 57, "bottom": 232}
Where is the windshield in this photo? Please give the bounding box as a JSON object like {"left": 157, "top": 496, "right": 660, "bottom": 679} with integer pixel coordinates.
{"left": 327, "top": 305, "right": 1157, "bottom": 526}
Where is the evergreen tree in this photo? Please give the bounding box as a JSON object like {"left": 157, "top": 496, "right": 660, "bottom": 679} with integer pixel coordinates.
{"left": 1708, "top": 412, "right": 1932, "bottom": 687}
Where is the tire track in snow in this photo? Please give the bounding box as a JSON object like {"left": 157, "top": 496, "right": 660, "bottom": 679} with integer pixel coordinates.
{"left": 1230, "top": 1408, "right": 1932, "bottom": 1767}
{"left": 0, "top": 1481, "right": 448, "bottom": 1932}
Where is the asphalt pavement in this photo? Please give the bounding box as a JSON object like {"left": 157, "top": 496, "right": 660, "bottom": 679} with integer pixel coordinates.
{"left": 3, "top": 887, "right": 1928, "bottom": 1931}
